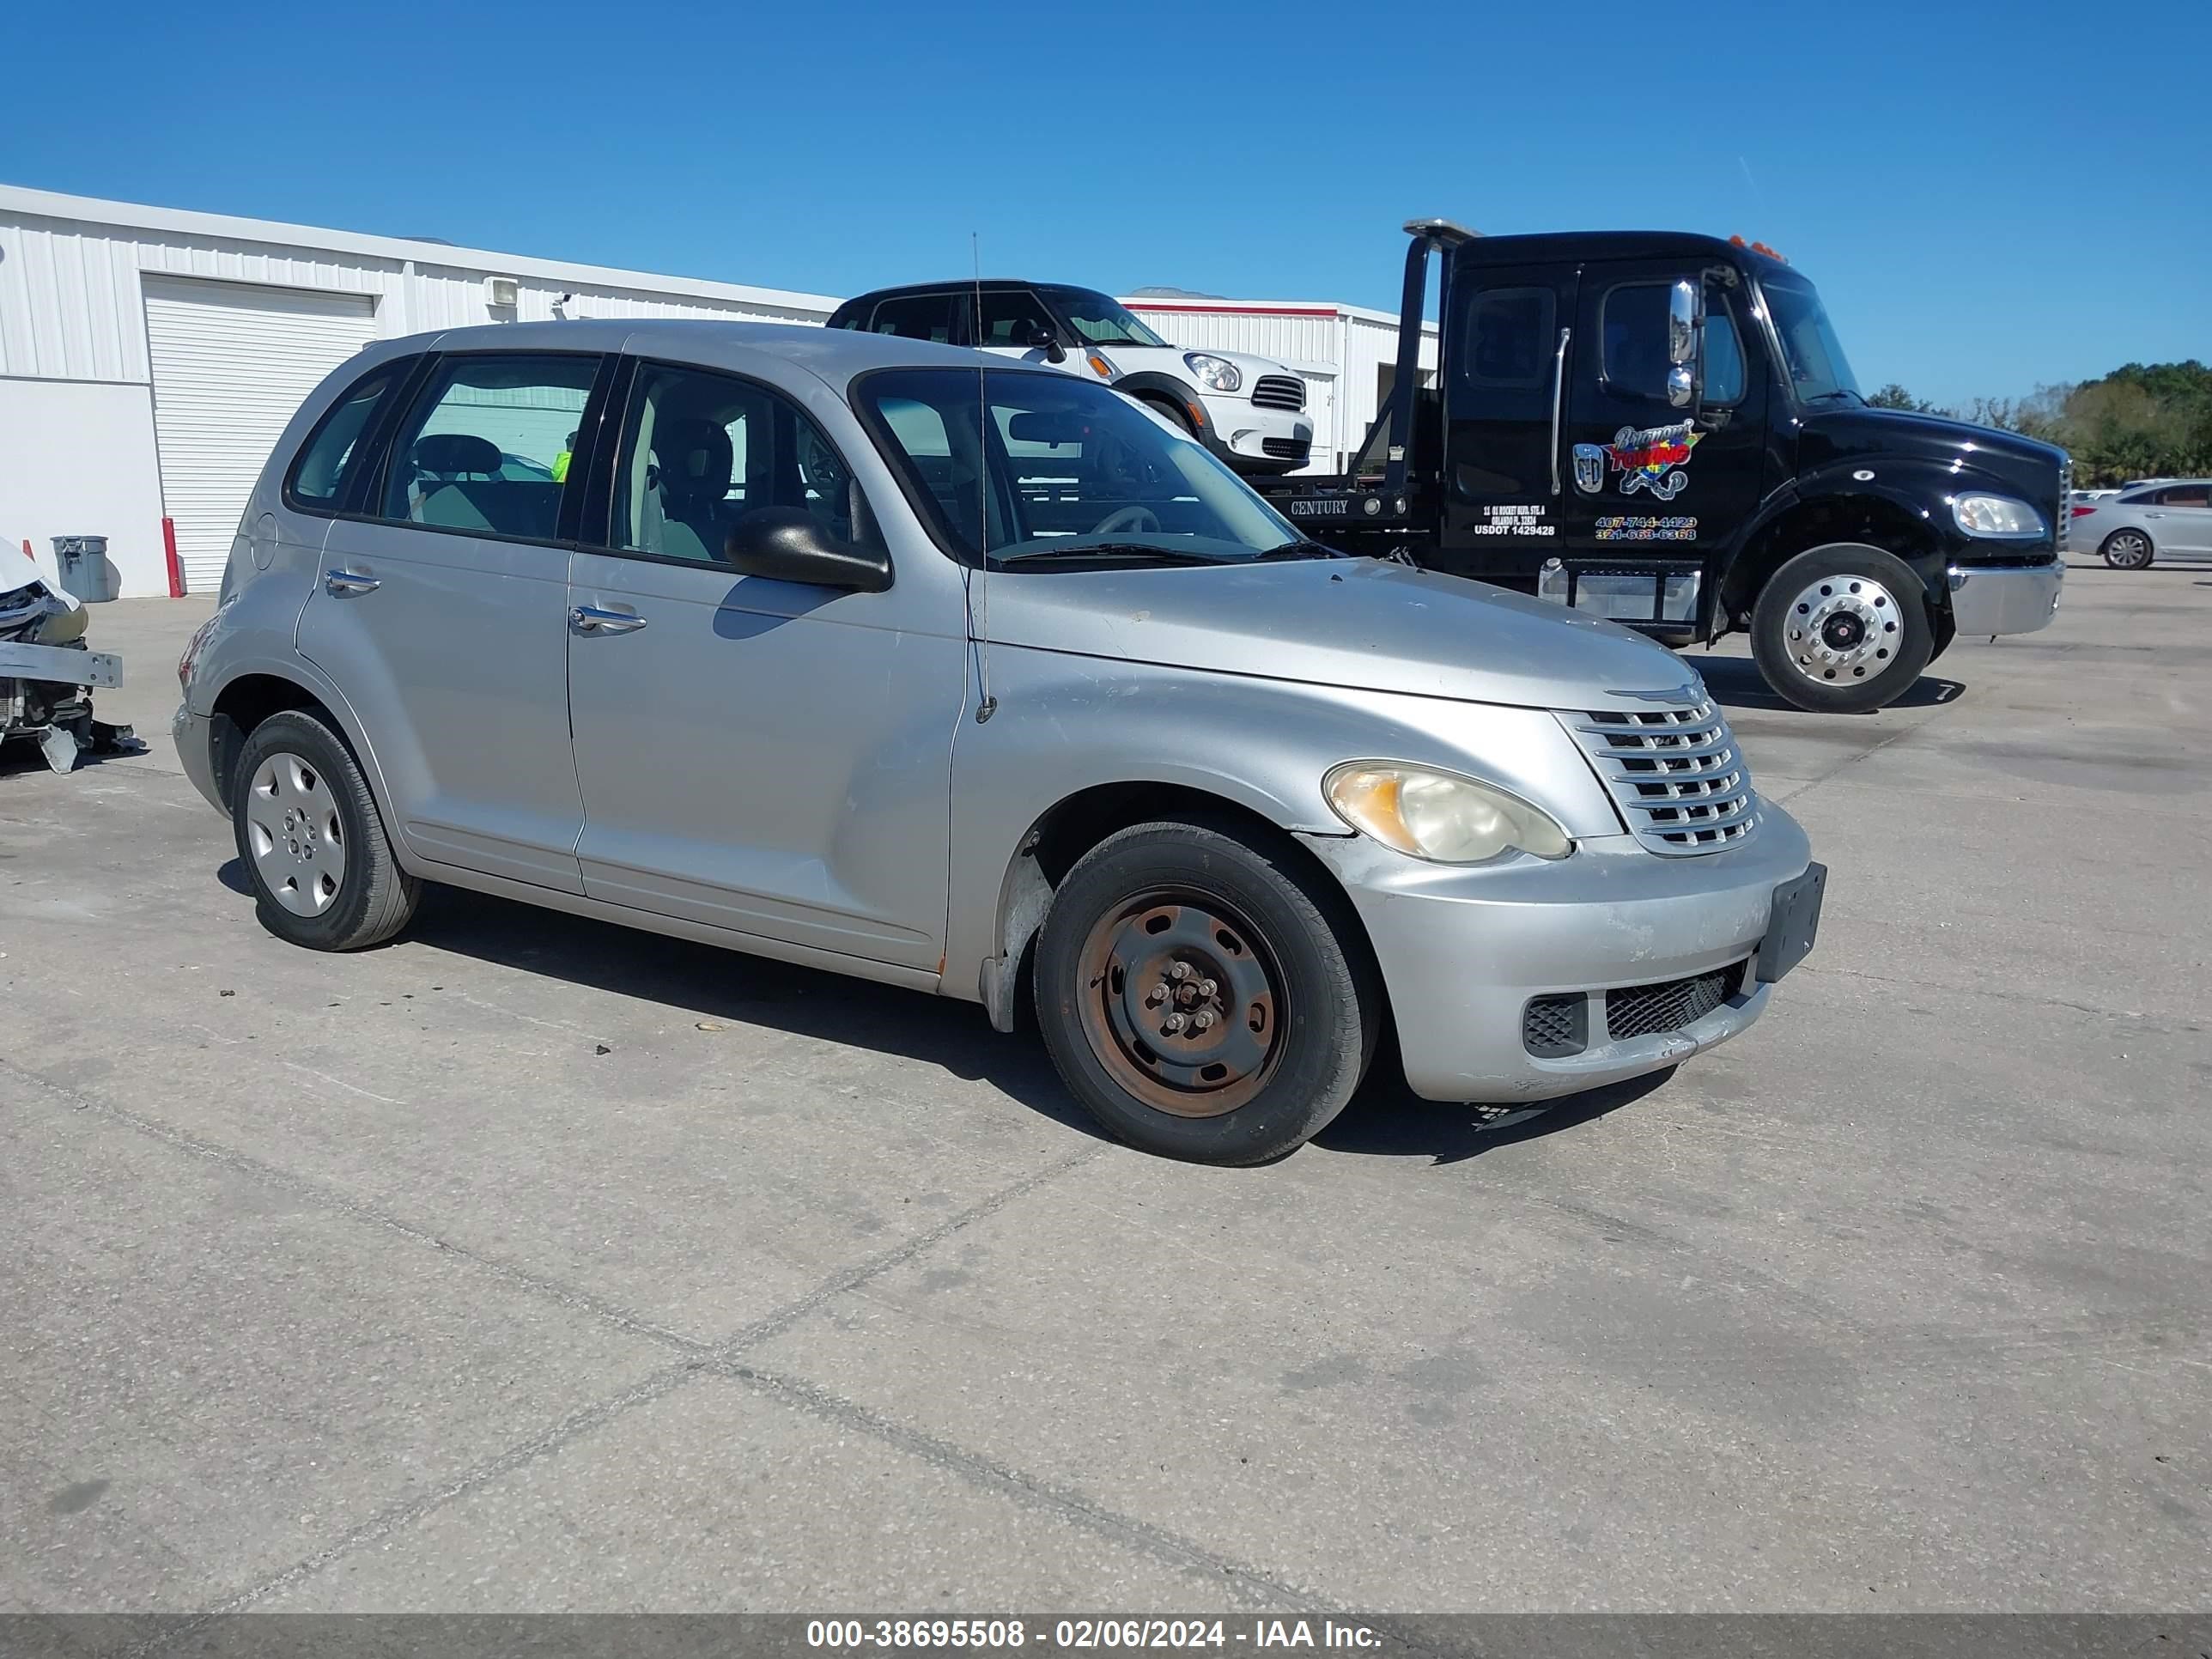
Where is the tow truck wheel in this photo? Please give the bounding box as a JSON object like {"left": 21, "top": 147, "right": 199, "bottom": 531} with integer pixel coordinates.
{"left": 1035, "top": 818, "right": 1380, "bottom": 1165}
{"left": 230, "top": 709, "right": 419, "bottom": 951}
{"left": 2100, "top": 528, "right": 2154, "bottom": 570}
{"left": 1751, "top": 543, "right": 1935, "bottom": 714}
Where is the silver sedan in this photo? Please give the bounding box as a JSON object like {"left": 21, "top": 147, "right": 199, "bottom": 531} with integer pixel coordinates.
{"left": 2072, "top": 479, "right": 2212, "bottom": 568}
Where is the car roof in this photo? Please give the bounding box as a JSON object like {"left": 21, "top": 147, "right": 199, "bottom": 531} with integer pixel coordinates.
{"left": 836, "top": 280, "right": 1103, "bottom": 306}
{"left": 366, "top": 318, "right": 1038, "bottom": 389}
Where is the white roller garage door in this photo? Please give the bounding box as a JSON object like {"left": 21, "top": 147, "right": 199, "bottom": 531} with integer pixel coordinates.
{"left": 144, "top": 276, "right": 378, "bottom": 592}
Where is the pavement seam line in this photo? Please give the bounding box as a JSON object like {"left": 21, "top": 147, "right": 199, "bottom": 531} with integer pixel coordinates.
{"left": 721, "top": 1359, "right": 1339, "bottom": 1614}
{"left": 0, "top": 1054, "right": 713, "bottom": 1355}
{"left": 106, "top": 1142, "right": 1105, "bottom": 1646}
{"left": 1763, "top": 706, "right": 1942, "bottom": 805}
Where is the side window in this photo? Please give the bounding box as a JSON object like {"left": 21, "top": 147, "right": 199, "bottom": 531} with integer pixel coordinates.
{"left": 614, "top": 363, "right": 869, "bottom": 563}
{"left": 1462, "top": 287, "right": 1554, "bottom": 387}
{"left": 2157, "top": 484, "right": 2209, "bottom": 507}
{"left": 1702, "top": 293, "right": 1747, "bottom": 405}
{"left": 288, "top": 365, "right": 401, "bottom": 508}
{"left": 972, "top": 289, "right": 1056, "bottom": 347}
{"left": 380, "top": 355, "right": 599, "bottom": 540}
{"left": 1601, "top": 283, "right": 1673, "bottom": 401}
{"left": 867, "top": 293, "right": 956, "bottom": 343}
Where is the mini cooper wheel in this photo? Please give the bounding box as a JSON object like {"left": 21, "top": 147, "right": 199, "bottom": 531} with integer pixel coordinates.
{"left": 2100, "top": 528, "right": 2154, "bottom": 570}
{"left": 1035, "top": 819, "right": 1381, "bottom": 1165}
{"left": 230, "top": 709, "right": 419, "bottom": 951}
{"left": 1751, "top": 542, "right": 1935, "bottom": 714}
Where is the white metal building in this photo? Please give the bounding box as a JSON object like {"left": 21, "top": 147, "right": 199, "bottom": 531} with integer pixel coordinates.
{"left": 0, "top": 185, "right": 837, "bottom": 597}
{"left": 1, "top": 184, "right": 1434, "bottom": 599}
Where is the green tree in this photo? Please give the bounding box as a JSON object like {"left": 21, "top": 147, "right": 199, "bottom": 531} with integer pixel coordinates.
{"left": 1868, "top": 382, "right": 1946, "bottom": 414}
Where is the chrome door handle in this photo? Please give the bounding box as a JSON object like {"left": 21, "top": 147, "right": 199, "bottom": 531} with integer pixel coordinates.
{"left": 570, "top": 605, "right": 647, "bottom": 634}
{"left": 325, "top": 569, "right": 380, "bottom": 595}
{"left": 1547, "top": 326, "right": 1571, "bottom": 497}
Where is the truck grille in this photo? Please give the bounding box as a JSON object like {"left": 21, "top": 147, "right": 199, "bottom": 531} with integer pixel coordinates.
{"left": 1606, "top": 961, "right": 1745, "bottom": 1041}
{"left": 1561, "top": 699, "right": 1757, "bottom": 854}
{"left": 2057, "top": 462, "right": 2072, "bottom": 556}
{"left": 1251, "top": 375, "right": 1306, "bottom": 412}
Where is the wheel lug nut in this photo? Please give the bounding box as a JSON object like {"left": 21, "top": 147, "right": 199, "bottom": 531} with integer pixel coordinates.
{"left": 1164, "top": 1012, "right": 1188, "bottom": 1034}
{"left": 1169, "top": 963, "right": 1190, "bottom": 982}
{"left": 1145, "top": 985, "right": 1165, "bottom": 1006}
{"left": 1194, "top": 1010, "right": 1215, "bottom": 1032}
{"left": 1199, "top": 978, "right": 1217, "bottom": 998}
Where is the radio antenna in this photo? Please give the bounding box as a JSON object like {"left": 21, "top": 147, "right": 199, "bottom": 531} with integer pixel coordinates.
{"left": 971, "top": 231, "right": 996, "bottom": 722}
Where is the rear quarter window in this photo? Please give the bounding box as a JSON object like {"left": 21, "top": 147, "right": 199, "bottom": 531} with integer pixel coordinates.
{"left": 286, "top": 363, "right": 407, "bottom": 509}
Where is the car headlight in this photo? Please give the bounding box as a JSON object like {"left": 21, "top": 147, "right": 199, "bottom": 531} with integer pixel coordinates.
{"left": 1323, "top": 762, "right": 1573, "bottom": 864}
{"left": 1952, "top": 493, "right": 2046, "bottom": 538}
{"left": 1183, "top": 353, "right": 1241, "bottom": 394}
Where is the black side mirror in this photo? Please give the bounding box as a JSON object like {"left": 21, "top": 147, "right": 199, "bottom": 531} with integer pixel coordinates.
{"left": 1027, "top": 323, "right": 1067, "bottom": 364}
{"left": 721, "top": 507, "right": 892, "bottom": 592}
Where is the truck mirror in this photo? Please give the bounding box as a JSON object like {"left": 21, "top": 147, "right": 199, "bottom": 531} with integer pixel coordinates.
{"left": 1668, "top": 281, "right": 1698, "bottom": 365}
{"left": 1667, "top": 279, "right": 1702, "bottom": 408}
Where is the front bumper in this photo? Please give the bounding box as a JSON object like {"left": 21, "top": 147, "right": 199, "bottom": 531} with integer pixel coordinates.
{"left": 173, "top": 702, "right": 226, "bottom": 813}
{"left": 1948, "top": 560, "right": 2063, "bottom": 637}
{"left": 1301, "top": 803, "right": 1815, "bottom": 1103}
{"left": 1204, "top": 396, "right": 1313, "bottom": 470}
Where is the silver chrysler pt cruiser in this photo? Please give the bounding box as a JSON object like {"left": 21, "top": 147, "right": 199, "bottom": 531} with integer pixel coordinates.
{"left": 174, "top": 321, "right": 1825, "bottom": 1164}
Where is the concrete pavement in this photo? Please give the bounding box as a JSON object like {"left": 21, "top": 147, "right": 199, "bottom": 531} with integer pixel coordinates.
{"left": 2, "top": 565, "right": 2205, "bottom": 1622}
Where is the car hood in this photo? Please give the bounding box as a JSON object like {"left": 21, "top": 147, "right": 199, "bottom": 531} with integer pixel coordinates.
{"left": 984, "top": 557, "right": 1700, "bottom": 712}
{"left": 1106, "top": 343, "right": 1291, "bottom": 384}
{"left": 1800, "top": 406, "right": 2068, "bottom": 499}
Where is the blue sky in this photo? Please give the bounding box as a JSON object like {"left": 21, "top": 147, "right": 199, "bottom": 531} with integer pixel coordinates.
{"left": 6, "top": 0, "right": 2205, "bottom": 411}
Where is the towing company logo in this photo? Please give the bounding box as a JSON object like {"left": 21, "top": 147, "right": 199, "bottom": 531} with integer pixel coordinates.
{"left": 1603, "top": 421, "right": 1704, "bottom": 501}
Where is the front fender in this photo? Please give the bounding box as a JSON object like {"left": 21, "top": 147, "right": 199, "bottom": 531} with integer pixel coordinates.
{"left": 942, "top": 647, "right": 1620, "bottom": 1015}
{"left": 1106, "top": 372, "right": 1219, "bottom": 449}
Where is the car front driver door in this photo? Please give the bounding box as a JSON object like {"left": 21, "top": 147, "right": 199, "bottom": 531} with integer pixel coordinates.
{"left": 562, "top": 358, "right": 963, "bottom": 971}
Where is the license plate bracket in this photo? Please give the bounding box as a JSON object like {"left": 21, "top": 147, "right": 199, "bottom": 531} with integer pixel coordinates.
{"left": 1755, "top": 862, "right": 1827, "bottom": 984}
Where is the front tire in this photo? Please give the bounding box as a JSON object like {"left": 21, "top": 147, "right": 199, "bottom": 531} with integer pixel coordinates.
{"left": 1034, "top": 820, "right": 1380, "bottom": 1164}
{"left": 2100, "top": 528, "right": 2154, "bottom": 569}
{"left": 1750, "top": 542, "right": 1935, "bottom": 714}
{"left": 230, "top": 709, "right": 419, "bottom": 951}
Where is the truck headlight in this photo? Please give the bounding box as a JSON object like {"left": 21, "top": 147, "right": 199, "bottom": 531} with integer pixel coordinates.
{"left": 1952, "top": 494, "right": 2046, "bottom": 538}
{"left": 1324, "top": 762, "right": 1573, "bottom": 864}
{"left": 1183, "top": 353, "right": 1241, "bottom": 393}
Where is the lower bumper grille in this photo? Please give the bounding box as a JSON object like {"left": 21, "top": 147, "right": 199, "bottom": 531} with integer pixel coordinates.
{"left": 1261, "top": 437, "right": 1310, "bottom": 461}
{"left": 1521, "top": 961, "right": 1747, "bottom": 1057}
{"left": 1522, "top": 994, "right": 1588, "bottom": 1057}
{"left": 1606, "top": 961, "right": 1744, "bottom": 1042}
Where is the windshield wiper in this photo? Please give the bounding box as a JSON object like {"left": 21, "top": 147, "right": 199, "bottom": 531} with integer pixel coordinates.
{"left": 1803, "top": 388, "right": 1866, "bottom": 406}
{"left": 996, "top": 542, "right": 1222, "bottom": 567}
{"left": 1253, "top": 539, "right": 1353, "bottom": 561}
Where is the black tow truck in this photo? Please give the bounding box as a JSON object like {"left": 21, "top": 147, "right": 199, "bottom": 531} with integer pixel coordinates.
{"left": 1258, "top": 220, "right": 2068, "bottom": 713}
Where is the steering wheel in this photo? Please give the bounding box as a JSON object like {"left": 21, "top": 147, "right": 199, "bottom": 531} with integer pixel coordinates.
{"left": 1092, "top": 505, "right": 1162, "bottom": 536}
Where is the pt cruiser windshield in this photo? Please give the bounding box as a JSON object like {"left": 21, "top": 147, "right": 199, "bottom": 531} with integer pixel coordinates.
{"left": 858, "top": 368, "right": 1317, "bottom": 568}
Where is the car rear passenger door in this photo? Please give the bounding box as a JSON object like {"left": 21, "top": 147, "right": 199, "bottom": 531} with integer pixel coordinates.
{"left": 2150, "top": 483, "right": 2212, "bottom": 555}
{"left": 562, "top": 356, "right": 962, "bottom": 971}
{"left": 297, "top": 350, "right": 610, "bottom": 893}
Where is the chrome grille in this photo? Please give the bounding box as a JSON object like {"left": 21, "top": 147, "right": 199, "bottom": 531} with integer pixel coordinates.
{"left": 2057, "top": 461, "right": 2072, "bottom": 555}
{"left": 1561, "top": 699, "right": 1757, "bottom": 854}
{"left": 1251, "top": 375, "right": 1305, "bottom": 412}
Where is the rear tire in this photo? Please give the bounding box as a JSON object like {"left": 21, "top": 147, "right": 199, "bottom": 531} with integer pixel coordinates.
{"left": 1750, "top": 542, "right": 1935, "bottom": 714}
{"left": 2100, "top": 528, "right": 2154, "bottom": 569}
{"left": 1034, "top": 819, "right": 1380, "bottom": 1165}
{"left": 230, "top": 710, "right": 419, "bottom": 951}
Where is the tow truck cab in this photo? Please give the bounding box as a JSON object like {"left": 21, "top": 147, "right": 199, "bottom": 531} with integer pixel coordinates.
{"left": 1261, "top": 222, "right": 2067, "bottom": 714}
